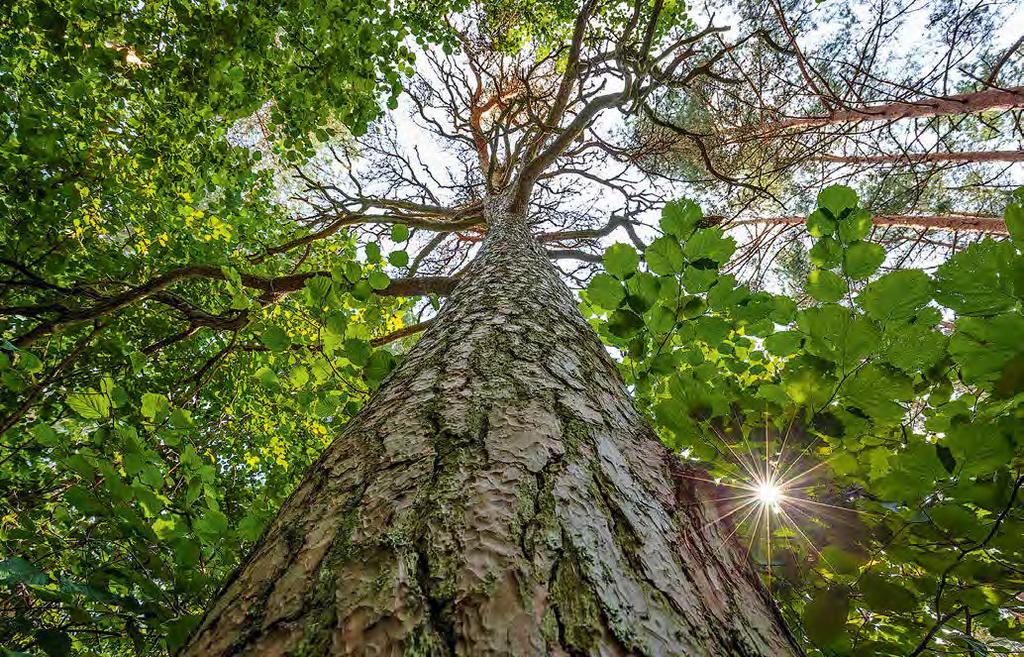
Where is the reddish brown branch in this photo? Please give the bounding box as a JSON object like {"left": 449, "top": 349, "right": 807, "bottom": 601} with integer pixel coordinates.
{"left": 726, "top": 213, "right": 1007, "bottom": 234}
{"left": 753, "top": 86, "right": 1024, "bottom": 134}
{"left": 817, "top": 150, "right": 1024, "bottom": 165}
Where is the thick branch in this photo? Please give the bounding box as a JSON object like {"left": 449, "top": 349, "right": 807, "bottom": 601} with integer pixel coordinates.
{"left": 753, "top": 86, "right": 1024, "bottom": 134}
{"left": 370, "top": 319, "right": 435, "bottom": 347}
{"left": 546, "top": 248, "right": 603, "bottom": 263}
{"left": 725, "top": 213, "right": 1007, "bottom": 235}
{"left": 817, "top": 150, "right": 1024, "bottom": 165}
{"left": 4, "top": 267, "right": 458, "bottom": 347}
{"left": 255, "top": 213, "right": 483, "bottom": 263}
{"left": 538, "top": 216, "right": 631, "bottom": 243}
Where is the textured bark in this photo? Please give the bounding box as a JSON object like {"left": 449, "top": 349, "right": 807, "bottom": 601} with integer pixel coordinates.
{"left": 182, "top": 198, "right": 800, "bottom": 656}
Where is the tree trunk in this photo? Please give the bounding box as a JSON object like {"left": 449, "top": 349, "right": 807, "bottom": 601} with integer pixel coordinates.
{"left": 816, "top": 150, "right": 1024, "bottom": 165}
{"left": 181, "top": 199, "right": 800, "bottom": 656}
{"left": 754, "top": 86, "right": 1024, "bottom": 133}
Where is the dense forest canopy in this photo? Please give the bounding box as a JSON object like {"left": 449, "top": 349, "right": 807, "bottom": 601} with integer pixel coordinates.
{"left": 2, "top": 0, "right": 1024, "bottom": 655}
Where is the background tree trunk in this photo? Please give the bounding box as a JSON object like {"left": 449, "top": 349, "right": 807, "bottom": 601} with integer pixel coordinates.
{"left": 816, "top": 150, "right": 1024, "bottom": 164}
{"left": 182, "top": 200, "right": 801, "bottom": 656}
{"left": 753, "top": 86, "right": 1024, "bottom": 133}
{"left": 726, "top": 214, "right": 1008, "bottom": 235}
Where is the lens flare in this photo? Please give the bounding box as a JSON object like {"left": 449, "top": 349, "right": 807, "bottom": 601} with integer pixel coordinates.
{"left": 755, "top": 480, "right": 782, "bottom": 509}
{"left": 676, "top": 415, "right": 879, "bottom": 589}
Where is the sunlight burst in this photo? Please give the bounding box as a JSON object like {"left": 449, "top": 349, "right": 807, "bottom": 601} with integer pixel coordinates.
{"left": 755, "top": 479, "right": 783, "bottom": 510}
{"left": 678, "top": 416, "right": 878, "bottom": 588}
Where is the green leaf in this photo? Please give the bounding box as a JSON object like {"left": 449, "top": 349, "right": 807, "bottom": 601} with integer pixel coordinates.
{"left": 809, "top": 237, "right": 842, "bottom": 268}
{"left": 821, "top": 545, "right": 865, "bottom": 575}
{"left": 1005, "top": 196, "right": 1024, "bottom": 245}
{"left": 364, "top": 350, "right": 396, "bottom": 384}
{"left": 344, "top": 339, "right": 372, "bottom": 366}
{"left": 195, "top": 509, "right": 229, "bottom": 538}
{"left": 818, "top": 184, "right": 858, "bottom": 216}
{"left": 66, "top": 486, "right": 104, "bottom": 515}
{"left": 693, "top": 316, "right": 732, "bottom": 344}
{"left": 325, "top": 311, "right": 348, "bottom": 336}
{"left": 351, "top": 280, "right": 373, "bottom": 301}
{"left": 260, "top": 326, "right": 290, "bottom": 352}
{"left": 646, "top": 304, "right": 676, "bottom": 333}
{"left": 303, "top": 276, "right": 333, "bottom": 306}
{"left": 35, "top": 629, "right": 71, "bottom": 657}
{"left": 607, "top": 308, "right": 644, "bottom": 338}
{"left": 798, "top": 305, "right": 878, "bottom": 368}
{"left": 838, "top": 208, "right": 872, "bottom": 243}
{"left": 365, "top": 242, "right": 382, "bottom": 263}
{"left": 625, "top": 272, "right": 660, "bottom": 313}
{"left": 842, "top": 241, "right": 885, "bottom": 279}
{"left": 30, "top": 424, "right": 58, "bottom": 447}
{"left": 936, "top": 443, "right": 956, "bottom": 474}
{"left": 860, "top": 573, "right": 916, "bottom": 613}
{"left": 391, "top": 224, "right": 410, "bottom": 242}
{"left": 170, "top": 408, "right": 193, "bottom": 428}
{"left": 945, "top": 421, "right": 1013, "bottom": 477}
{"left": 645, "top": 236, "right": 685, "bottom": 275}
{"left": 882, "top": 323, "right": 946, "bottom": 374}
{"left": 66, "top": 389, "right": 110, "bottom": 420}
{"left": 934, "top": 240, "right": 1017, "bottom": 316}
{"left": 368, "top": 270, "right": 391, "bottom": 290}
{"left": 586, "top": 273, "right": 625, "bottom": 310}
{"left": 290, "top": 365, "right": 310, "bottom": 388}
{"left": 16, "top": 351, "right": 42, "bottom": 374}
{"left": 764, "top": 331, "right": 803, "bottom": 357}
{"left": 684, "top": 228, "right": 735, "bottom": 264}
{"left": 343, "top": 261, "right": 363, "bottom": 283}
{"left": 887, "top": 440, "right": 948, "bottom": 499}
{"left": 603, "top": 243, "right": 640, "bottom": 279}
{"left": 830, "top": 452, "right": 858, "bottom": 476}
{"left": 930, "top": 504, "right": 981, "bottom": 537}
{"left": 0, "top": 557, "right": 47, "bottom": 586}
{"left": 165, "top": 615, "right": 201, "bottom": 654}
{"left": 682, "top": 266, "right": 717, "bottom": 292}
{"left": 388, "top": 250, "right": 409, "bottom": 267}
{"left": 803, "top": 587, "right": 849, "bottom": 645}
{"left": 661, "top": 198, "right": 702, "bottom": 238}
{"left": 140, "top": 393, "right": 169, "bottom": 421}
{"left": 841, "top": 365, "right": 913, "bottom": 424}
{"left": 771, "top": 296, "right": 797, "bottom": 324}
{"left": 254, "top": 366, "right": 280, "bottom": 389}
{"left": 949, "top": 315, "right": 1024, "bottom": 386}
{"left": 807, "top": 210, "right": 837, "bottom": 238}
{"left": 857, "top": 270, "right": 932, "bottom": 322}
{"left": 805, "top": 269, "right": 847, "bottom": 302}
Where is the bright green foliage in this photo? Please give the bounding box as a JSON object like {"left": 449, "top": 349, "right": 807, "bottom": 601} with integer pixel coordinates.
{"left": 583, "top": 188, "right": 1024, "bottom": 657}
{"left": 806, "top": 270, "right": 848, "bottom": 302}
{"left": 0, "top": 0, "right": 453, "bottom": 653}
{"left": 603, "top": 242, "right": 642, "bottom": 278}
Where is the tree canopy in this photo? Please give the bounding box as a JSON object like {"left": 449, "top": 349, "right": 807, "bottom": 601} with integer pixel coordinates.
{"left": 2, "top": 0, "right": 1024, "bottom": 655}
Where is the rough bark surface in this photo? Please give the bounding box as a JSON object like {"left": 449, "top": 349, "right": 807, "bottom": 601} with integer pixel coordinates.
{"left": 182, "top": 199, "right": 800, "bottom": 656}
